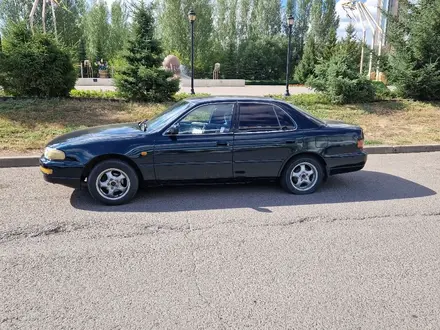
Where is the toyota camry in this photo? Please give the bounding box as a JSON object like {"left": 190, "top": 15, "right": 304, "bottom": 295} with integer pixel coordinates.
{"left": 40, "top": 97, "right": 367, "bottom": 205}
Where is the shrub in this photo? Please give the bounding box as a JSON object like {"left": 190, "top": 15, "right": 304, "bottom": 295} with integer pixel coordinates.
{"left": 308, "top": 53, "right": 375, "bottom": 104}
{"left": 267, "top": 93, "right": 331, "bottom": 106}
{"left": 69, "top": 89, "right": 123, "bottom": 99}
{"left": 371, "top": 81, "right": 396, "bottom": 100}
{"left": 0, "top": 22, "right": 77, "bottom": 98}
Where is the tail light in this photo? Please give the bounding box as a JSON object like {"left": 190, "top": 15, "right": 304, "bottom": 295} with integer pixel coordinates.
{"left": 357, "top": 129, "right": 364, "bottom": 149}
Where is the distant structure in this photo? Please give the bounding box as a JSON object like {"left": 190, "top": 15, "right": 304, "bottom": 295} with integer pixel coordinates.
{"left": 213, "top": 63, "right": 220, "bottom": 80}
{"left": 342, "top": 0, "right": 398, "bottom": 82}
{"left": 374, "top": 0, "right": 399, "bottom": 49}
{"left": 163, "top": 55, "right": 181, "bottom": 77}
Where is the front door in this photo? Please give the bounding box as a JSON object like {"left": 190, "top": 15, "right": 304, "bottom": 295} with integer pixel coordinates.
{"left": 154, "top": 103, "right": 235, "bottom": 181}
{"left": 233, "top": 102, "right": 302, "bottom": 178}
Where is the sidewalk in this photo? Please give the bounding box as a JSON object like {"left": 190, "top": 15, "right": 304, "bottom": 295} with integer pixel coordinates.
{"left": 74, "top": 84, "right": 314, "bottom": 96}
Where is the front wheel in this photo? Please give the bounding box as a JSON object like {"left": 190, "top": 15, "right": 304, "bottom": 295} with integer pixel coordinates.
{"left": 281, "top": 157, "right": 324, "bottom": 194}
{"left": 88, "top": 159, "right": 139, "bottom": 205}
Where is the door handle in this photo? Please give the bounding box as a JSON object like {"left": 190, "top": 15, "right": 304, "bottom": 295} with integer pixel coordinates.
{"left": 216, "top": 141, "right": 229, "bottom": 146}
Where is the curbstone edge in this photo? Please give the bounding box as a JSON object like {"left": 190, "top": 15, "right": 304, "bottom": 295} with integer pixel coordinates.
{"left": 365, "top": 144, "right": 440, "bottom": 154}
{"left": 0, "top": 156, "right": 40, "bottom": 168}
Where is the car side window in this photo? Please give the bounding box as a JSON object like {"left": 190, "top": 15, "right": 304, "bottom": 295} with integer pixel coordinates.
{"left": 178, "top": 103, "right": 234, "bottom": 135}
{"left": 274, "top": 106, "right": 297, "bottom": 130}
{"left": 238, "top": 104, "right": 281, "bottom": 132}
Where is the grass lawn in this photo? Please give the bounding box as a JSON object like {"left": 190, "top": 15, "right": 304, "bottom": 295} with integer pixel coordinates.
{"left": 0, "top": 98, "right": 439, "bottom": 155}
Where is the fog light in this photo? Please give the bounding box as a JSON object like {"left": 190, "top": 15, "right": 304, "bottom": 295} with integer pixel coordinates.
{"left": 40, "top": 166, "right": 53, "bottom": 175}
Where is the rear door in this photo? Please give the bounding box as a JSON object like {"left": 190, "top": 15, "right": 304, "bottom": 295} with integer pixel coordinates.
{"left": 232, "top": 102, "right": 302, "bottom": 178}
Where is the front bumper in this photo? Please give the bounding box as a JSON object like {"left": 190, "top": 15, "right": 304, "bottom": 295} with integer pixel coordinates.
{"left": 40, "top": 157, "right": 84, "bottom": 189}
{"left": 325, "top": 151, "right": 368, "bottom": 175}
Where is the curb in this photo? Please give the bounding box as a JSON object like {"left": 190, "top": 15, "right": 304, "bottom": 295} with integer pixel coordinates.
{"left": 364, "top": 144, "right": 440, "bottom": 154}
{"left": 1, "top": 144, "right": 440, "bottom": 168}
{"left": 0, "top": 156, "right": 40, "bottom": 168}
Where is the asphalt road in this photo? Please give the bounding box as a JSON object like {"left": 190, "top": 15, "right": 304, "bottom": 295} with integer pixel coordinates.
{"left": 1, "top": 152, "right": 440, "bottom": 329}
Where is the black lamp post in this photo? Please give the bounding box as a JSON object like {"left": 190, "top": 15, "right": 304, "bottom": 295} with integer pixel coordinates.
{"left": 188, "top": 9, "right": 196, "bottom": 95}
{"left": 284, "top": 15, "right": 294, "bottom": 97}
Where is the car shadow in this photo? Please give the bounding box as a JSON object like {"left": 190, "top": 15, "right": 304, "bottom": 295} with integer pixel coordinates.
{"left": 70, "top": 171, "right": 436, "bottom": 213}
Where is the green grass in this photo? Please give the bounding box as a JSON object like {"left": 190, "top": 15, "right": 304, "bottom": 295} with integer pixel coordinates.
{"left": 69, "top": 89, "right": 211, "bottom": 102}
{"left": 0, "top": 97, "right": 439, "bottom": 153}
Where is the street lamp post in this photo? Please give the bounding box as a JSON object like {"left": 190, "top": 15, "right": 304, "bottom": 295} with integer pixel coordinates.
{"left": 284, "top": 15, "right": 294, "bottom": 97}
{"left": 188, "top": 9, "right": 196, "bottom": 95}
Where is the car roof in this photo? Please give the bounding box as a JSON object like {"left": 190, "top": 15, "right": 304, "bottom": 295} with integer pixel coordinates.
{"left": 186, "top": 96, "right": 279, "bottom": 105}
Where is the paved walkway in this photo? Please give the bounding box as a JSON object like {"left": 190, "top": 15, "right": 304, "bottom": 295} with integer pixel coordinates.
{"left": 74, "top": 84, "right": 314, "bottom": 96}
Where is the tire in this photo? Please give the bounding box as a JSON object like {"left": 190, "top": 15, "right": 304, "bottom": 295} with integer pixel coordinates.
{"left": 281, "top": 156, "right": 324, "bottom": 195}
{"left": 87, "top": 159, "right": 139, "bottom": 205}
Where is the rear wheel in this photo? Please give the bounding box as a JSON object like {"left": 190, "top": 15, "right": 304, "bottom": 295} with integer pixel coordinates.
{"left": 281, "top": 157, "right": 324, "bottom": 194}
{"left": 88, "top": 159, "right": 139, "bottom": 205}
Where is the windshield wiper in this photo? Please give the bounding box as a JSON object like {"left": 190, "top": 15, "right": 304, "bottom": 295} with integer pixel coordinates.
{"left": 138, "top": 119, "right": 148, "bottom": 132}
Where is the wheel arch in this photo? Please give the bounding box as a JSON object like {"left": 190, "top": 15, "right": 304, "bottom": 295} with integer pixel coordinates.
{"left": 279, "top": 152, "right": 328, "bottom": 179}
{"left": 82, "top": 154, "right": 144, "bottom": 181}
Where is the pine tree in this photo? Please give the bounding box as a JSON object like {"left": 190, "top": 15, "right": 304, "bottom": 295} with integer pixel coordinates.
{"left": 294, "top": 36, "right": 316, "bottom": 83}
{"left": 294, "top": 0, "right": 338, "bottom": 83}
{"left": 115, "top": 2, "right": 179, "bottom": 102}
{"left": 386, "top": 0, "right": 440, "bottom": 100}
{"left": 338, "top": 23, "right": 361, "bottom": 71}
{"left": 307, "top": 24, "right": 375, "bottom": 104}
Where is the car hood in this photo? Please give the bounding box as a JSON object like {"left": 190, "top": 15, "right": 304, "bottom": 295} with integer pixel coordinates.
{"left": 47, "top": 123, "right": 143, "bottom": 148}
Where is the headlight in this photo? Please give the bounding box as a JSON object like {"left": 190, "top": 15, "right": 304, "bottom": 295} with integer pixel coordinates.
{"left": 44, "top": 147, "right": 66, "bottom": 160}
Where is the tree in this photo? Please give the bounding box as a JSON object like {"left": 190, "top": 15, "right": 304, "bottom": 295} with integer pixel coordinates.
{"left": 0, "top": 0, "right": 31, "bottom": 27}
{"left": 156, "top": 0, "right": 214, "bottom": 77}
{"left": 307, "top": 25, "right": 375, "bottom": 104}
{"left": 338, "top": 23, "right": 361, "bottom": 70}
{"left": 52, "top": 0, "right": 84, "bottom": 53}
{"left": 0, "top": 21, "right": 76, "bottom": 97}
{"left": 290, "top": 0, "right": 312, "bottom": 70}
{"left": 108, "top": 1, "right": 129, "bottom": 60}
{"left": 294, "top": 36, "right": 316, "bottom": 83}
{"left": 386, "top": 0, "right": 440, "bottom": 100}
{"left": 84, "top": 1, "right": 110, "bottom": 61}
{"left": 294, "top": 0, "right": 338, "bottom": 83}
{"left": 250, "top": 0, "right": 282, "bottom": 37}
{"left": 213, "top": 0, "right": 238, "bottom": 78}
{"left": 115, "top": 2, "right": 179, "bottom": 102}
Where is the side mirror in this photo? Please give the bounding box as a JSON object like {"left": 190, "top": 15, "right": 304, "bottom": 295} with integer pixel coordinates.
{"left": 166, "top": 124, "right": 179, "bottom": 135}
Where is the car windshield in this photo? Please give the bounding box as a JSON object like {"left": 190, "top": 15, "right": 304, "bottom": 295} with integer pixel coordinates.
{"left": 144, "top": 101, "right": 192, "bottom": 133}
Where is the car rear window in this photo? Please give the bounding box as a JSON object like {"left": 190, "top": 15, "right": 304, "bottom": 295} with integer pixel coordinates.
{"left": 238, "top": 104, "right": 280, "bottom": 132}
{"left": 238, "top": 103, "right": 297, "bottom": 132}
